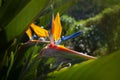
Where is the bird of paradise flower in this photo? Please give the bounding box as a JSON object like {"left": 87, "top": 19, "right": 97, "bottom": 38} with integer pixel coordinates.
{"left": 25, "top": 12, "right": 96, "bottom": 66}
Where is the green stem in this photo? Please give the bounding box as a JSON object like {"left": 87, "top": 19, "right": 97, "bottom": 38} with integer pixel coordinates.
{"left": 18, "top": 41, "right": 39, "bottom": 80}
{"left": 6, "top": 52, "right": 14, "bottom": 80}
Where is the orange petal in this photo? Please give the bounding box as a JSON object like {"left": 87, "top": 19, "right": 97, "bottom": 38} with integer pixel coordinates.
{"left": 30, "top": 23, "right": 48, "bottom": 37}
{"left": 52, "top": 13, "right": 62, "bottom": 41}
{"left": 26, "top": 28, "right": 32, "bottom": 40}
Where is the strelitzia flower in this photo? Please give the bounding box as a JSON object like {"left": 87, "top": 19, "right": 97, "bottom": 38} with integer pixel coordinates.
{"left": 25, "top": 13, "right": 96, "bottom": 63}
{"left": 37, "top": 13, "right": 96, "bottom": 65}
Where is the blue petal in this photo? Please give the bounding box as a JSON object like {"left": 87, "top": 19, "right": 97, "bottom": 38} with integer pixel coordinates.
{"left": 61, "top": 31, "right": 82, "bottom": 41}
{"left": 56, "top": 39, "right": 62, "bottom": 45}
{"left": 56, "top": 31, "right": 82, "bottom": 45}
{"left": 32, "top": 34, "right": 39, "bottom": 40}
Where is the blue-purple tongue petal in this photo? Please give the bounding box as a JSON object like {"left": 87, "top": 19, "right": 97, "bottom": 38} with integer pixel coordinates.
{"left": 56, "top": 31, "right": 82, "bottom": 45}
{"left": 62, "top": 31, "right": 82, "bottom": 40}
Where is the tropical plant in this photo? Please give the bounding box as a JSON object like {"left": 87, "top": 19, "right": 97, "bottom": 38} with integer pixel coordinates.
{"left": 0, "top": 0, "right": 120, "bottom": 80}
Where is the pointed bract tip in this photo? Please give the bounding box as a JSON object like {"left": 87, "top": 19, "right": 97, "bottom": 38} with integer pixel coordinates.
{"left": 52, "top": 12, "right": 62, "bottom": 42}
{"left": 26, "top": 28, "right": 32, "bottom": 40}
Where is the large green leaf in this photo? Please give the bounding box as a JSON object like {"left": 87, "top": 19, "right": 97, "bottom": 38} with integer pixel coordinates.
{"left": 48, "top": 50, "right": 120, "bottom": 80}
{"left": 5, "top": 0, "right": 49, "bottom": 42}
{"left": 0, "top": 0, "right": 2, "bottom": 7}
{"left": 0, "top": 0, "right": 49, "bottom": 50}
{"left": 0, "top": 0, "right": 30, "bottom": 28}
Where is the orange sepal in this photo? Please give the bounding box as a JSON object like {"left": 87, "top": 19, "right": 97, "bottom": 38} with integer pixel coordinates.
{"left": 52, "top": 13, "right": 62, "bottom": 41}
{"left": 26, "top": 28, "right": 32, "bottom": 40}
{"left": 30, "top": 23, "right": 48, "bottom": 37}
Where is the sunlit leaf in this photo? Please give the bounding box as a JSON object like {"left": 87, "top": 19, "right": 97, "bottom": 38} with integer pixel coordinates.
{"left": 47, "top": 50, "right": 120, "bottom": 80}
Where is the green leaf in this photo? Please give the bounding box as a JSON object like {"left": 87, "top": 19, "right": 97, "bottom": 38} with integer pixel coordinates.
{"left": 0, "top": 0, "right": 2, "bottom": 7}
{"left": 47, "top": 50, "right": 120, "bottom": 80}
{"left": 5, "top": 0, "right": 49, "bottom": 42}
{"left": 0, "top": 0, "right": 49, "bottom": 49}
{"left": 0, "top": 0, "right": 30, "bottom": 28}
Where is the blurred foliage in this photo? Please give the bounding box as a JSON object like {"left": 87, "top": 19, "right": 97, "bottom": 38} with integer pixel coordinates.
{"left": 82, "top": 5, "right": 120, "bottom": 54}
{"left": 60, "top": 2, "right": 120, "bottom": 56}
{"left": 38, "top": 0, "right": 77, "bottom": 28}
{"left": 60, "top": 15, "right": 106, "bottom": 56}
{"left": 67, "top": 0, "right": 120, "bottom": 20}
